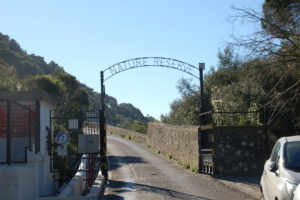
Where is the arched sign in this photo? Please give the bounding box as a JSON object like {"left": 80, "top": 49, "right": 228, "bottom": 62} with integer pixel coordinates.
{"left": 103, "top": 57, "right": 200, "bottom": 81}
{"left": 98, "top": 57, "right": 205, "bottom": 178}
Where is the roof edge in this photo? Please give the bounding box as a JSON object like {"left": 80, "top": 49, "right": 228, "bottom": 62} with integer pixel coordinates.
{"left": 0, "top": 91, "right": 56, "bottom": 107}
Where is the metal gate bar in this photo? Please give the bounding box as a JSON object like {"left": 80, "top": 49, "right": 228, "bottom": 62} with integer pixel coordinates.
{"left": 50, "top": 112, "right": 105, "bottom": 193}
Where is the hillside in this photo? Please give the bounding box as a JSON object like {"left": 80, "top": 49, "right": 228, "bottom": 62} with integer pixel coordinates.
{"left": 0, "top": 32, "right": 150, "bottom": 129}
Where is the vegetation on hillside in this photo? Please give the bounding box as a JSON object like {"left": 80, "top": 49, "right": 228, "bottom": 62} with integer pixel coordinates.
{"left": 0, "top": 33, "right": 152, "bottom": 132}
{"left": 162, "top": 0, "right": 300, "bottom": 137}
{"left": 1, "top": 0, "right": 298, "bottom": 136}
{"left": 161, "top": 78, "right": 200, "bottom": 125}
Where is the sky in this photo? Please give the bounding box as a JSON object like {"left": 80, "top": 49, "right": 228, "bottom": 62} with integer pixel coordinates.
{"left": 0, "top": 0, "right": 264, "bottom": 119}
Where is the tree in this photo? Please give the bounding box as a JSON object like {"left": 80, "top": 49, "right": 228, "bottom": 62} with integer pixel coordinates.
{"left": 231, "top": 0, "right": 300, "bottom": 133}
{"left": 162, "top": 47, "right": 264, "bottom": 126}
{"left": 161, "top": 78, "right": 200, "bottom": 125}
{"left": 22, "top": 74, "right": 65, "bottom": 97}
{"left": 0, "top": 59, "right": 18, "bottom": 91}
{"left": 210, "top": 47, "right": 264, "bottom": 109}
{"left": 22, "top": 72, "right": 89, "bottom": 117}
{"left": 129, "top": 120, "right": 147, "bottom": 133}
{"left": 231, "top": 0, "right": 300, "bottom": 60}
{"left": 0, "top": 32, "right": 150, "bottom": 129}
{"left": 262, "top": 0, "right": 299, "bottom": 43}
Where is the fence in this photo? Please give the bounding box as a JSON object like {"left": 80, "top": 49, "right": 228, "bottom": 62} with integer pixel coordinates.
{"left": 213, "top": 111, "right": 261, "bottom": 126}
{"left": 0, "top": 100, "right": 37, "bottom": 164}
{"left": 50, "top": 111, "right": 103, "bottom": 194}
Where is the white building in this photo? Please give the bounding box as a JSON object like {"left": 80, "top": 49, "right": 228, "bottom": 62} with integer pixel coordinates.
{"left": 0, "top": 91, "right": 56, "bottom": 200}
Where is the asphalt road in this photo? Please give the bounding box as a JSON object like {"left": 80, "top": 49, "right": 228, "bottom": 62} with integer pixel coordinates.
{"left": 101, "top": 135, "right": 256, "bottom": 200}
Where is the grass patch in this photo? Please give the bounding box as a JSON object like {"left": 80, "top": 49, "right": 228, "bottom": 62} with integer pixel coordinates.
{"left": 176, "top": 160, "right": 183, "bottom": 166}
{"left": 125, "top": 135, "right": 132, "bottom": 140}
{"left": 191, "top": 168, "right": 199, "bottom": 173}
{"left": 176, "top": 160, "right": 195, "bottom": 171}
{"left": 184, "top": 163, "right": 191, "bottom": 169}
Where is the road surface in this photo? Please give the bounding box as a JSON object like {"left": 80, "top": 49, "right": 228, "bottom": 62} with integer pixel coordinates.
{"left": 101, "top": 135, "right": 256, "bottom": 200}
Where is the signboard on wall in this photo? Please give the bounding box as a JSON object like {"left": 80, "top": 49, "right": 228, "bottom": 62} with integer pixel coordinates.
{"left": 68, "top": 119, "right": 79, "bottom": 130}
{"left": 57, "top": 144, "right": 68, "bottom": 156}
{"left": 78, "top": 134, "right": 99, "bottom": 153}
{"left": 56, "top": 131, "right": 69, "bottom": 156}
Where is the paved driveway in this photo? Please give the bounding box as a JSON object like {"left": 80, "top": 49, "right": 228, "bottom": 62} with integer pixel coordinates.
{"left": 101, "top": 135, "right": 257, "bottom": 200}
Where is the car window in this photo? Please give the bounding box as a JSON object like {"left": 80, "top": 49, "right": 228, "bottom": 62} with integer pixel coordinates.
{"left": 284, "top": 141, "right": 300, "bottom": 171}
{"left": 270, "top": 142, "right": 281, "bottom": 163}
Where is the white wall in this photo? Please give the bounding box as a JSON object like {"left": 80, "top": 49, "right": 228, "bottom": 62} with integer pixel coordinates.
{"left": 0, "top": 99, "right": 54, "bottom": 200}
{"left": 0, "top": 152, "right": 40, "bottom": 200}
{"left": 38, "top": 102, "right": 54, "bottom": 196}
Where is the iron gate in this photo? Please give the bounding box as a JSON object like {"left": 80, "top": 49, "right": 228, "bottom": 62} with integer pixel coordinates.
{"left": 199, "top": 91, "right": 214, "bottom": 174}
{"left": 49, "top": 111, "right": 107, "bottom": 194}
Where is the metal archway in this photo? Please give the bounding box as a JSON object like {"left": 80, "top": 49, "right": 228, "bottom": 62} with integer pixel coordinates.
{"left": 103, "top": 57, "right": 200, "bottom": 81}
{"left": 98, "top": 57, "right": 205, "bottom": 177}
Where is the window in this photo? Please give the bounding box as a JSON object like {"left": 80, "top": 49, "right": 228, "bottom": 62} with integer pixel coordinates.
{"left": 284, "top": 141, "right": 300, "bottom": 172}
{"left": 270, "top": 142, "right": 281, "bottom": 163}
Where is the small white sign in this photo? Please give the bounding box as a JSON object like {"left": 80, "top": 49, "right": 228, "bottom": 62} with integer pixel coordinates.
{"left": 57, "top": 143, "right": 68, "bottom": 156}
{"left": 69, "top": 119, "right": 79, "bottom": 129}
{"left": 56, "top": 131, "right": 69, "bottom": 156}
{"left": 78, "top": 134, "right": 99, "bottom": 153}
{"left": 56, "top": 131, "right": 69, "bottom": 144}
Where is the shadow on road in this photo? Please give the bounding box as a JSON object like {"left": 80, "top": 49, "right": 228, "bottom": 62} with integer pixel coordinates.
{"left": 101, "top": 180, "right": 212, "bottom": 200}
{"left": 213, "top": 175, "right": 260, "bottom": 187}
{"left": 108, "top": 155, "right": 146, "bottom": 171}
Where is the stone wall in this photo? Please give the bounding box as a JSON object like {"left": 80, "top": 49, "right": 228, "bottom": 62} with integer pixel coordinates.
{"left": 107, "top": 125, "right": 148, "bottom": 144}
{"left": 107, "top": 124, "right": 268, "bottom": 177}
{"left": 214, "top": 126, "right": 268, "bottom": 176}
{"left": 107, "top": 123, "right": 200, "bottom": 171}
{"left": 147, "top": 123, "right": 200, "bottom": 170}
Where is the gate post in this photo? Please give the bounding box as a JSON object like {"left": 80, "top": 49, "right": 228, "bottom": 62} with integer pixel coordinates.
{"left": 198, "top": 63, "right": 205, "bottom": 173}
{"left": 100, "top": 71, "right": 108, "bottom": 178}
{"left": 6, "top": 100, "right": 11, "bottom": 165}
{"left": 199, "top": 63, "right": 205, "bottom": 120}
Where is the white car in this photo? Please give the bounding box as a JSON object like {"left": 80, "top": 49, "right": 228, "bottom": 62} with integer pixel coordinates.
{"left": 261, "top": 135, "right": 300, "bottom": 200}
{"left": 294, "top": 184, "right": 300, "bottom": 200}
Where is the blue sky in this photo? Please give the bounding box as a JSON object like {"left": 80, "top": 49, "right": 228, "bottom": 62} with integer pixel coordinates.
{"left": 0, "top": 0, "right": 263, "bottom": 119}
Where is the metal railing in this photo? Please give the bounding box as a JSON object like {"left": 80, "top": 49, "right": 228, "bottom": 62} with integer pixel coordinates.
{"left": 213, "top": 111, "right": 261, "bottom": 126}
{"left": 50, "top": 111, "right": 104, "bottom": 193}
{"left": 51, "top": 152, "right": 102, "bottom": 194}
{"left": 0, "top": 100, "right": 37, "bottom": 164}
